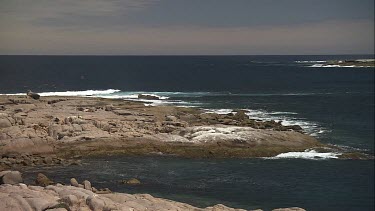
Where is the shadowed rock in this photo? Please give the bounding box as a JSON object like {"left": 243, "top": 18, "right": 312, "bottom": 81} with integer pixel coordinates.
{"left": 27, "top": 90, "right": 40, "bottom": 100}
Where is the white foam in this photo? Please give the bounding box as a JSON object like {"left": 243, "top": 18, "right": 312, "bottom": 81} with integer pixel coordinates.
{"left": 295, "top": 60, "right": 326, "bottom": 63}
{"left": 1, "top": 89, "right": 121, "bottom": 96}
{"left": 203, "top": 108, "right": 325, "bottom": 137}
{"left": 204, "top": 109, "right": 234, "bottom": 114}
{"left": 309, "top": 64, "right": 373, "bottom": 68}
{"left": 272, "top": 149, "right": 341, "bottom": 160}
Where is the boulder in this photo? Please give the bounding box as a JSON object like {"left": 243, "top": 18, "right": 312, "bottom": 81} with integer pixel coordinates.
{"left": 27, "top": 90, "right": 40, "bottom": 100}
{"left": 0, "top": 118, "right": 12, "bottom": 129}
{"left": 35, "top": 173, "right": 54, "bottom": 187}
{"left": 0, "top": 170, "right": 23, "bottom": 184}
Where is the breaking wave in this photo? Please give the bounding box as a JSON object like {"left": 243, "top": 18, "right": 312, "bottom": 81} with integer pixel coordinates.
{"left": 271, "top": 149, "right": 341, "bottom": 160}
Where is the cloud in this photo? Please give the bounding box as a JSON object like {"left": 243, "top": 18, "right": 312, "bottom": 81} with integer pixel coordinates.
{"left": 1, "top": 19, "right": 373, "bottom": 55}
{"left": 0, "top": 0, "right": 373, "bottom": 54}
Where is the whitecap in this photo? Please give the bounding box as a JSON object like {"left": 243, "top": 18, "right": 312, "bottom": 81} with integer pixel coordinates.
{"left": 1, "top": 89, "right": 121, "bottom": 96}
{"left": 272, "top": 149, "right": 341, "bottom": 160}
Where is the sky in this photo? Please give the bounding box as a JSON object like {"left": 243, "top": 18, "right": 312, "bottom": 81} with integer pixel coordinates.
{"left": 0, "top": 0, "right": 374, "bottom": 55}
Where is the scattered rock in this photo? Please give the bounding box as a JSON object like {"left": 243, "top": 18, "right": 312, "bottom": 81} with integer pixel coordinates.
{"left": 70, "top": 178, "right": 79, "bottom": 187}
{"left": 138, "top": 94, "right": 160, "bottom": 100}
{"left": 83, "top": 180, "right": 92, "bottom": 191}
{"left": 0, "top": 171, "right": 23, "bottom": 184}
{"left": 122, "top": 178, "right": 141, "bottom": 185}
{"left": 35, "top": 173, "right": 54, "bottom": 187}
{"left": 27, "top": 90, "right": 40, "bottom": 100}
{"left": 0, "top": 118, "right": 11, "bottom": 128}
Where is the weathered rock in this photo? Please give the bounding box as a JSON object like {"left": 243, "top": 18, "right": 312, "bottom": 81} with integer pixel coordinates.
{"left": 83, "top": 180, "right": 92, "bottom": 191}
{"left": 61, "top": 194, "right": 78, "bottom": 206}
{"left": 86, "top": 195, "right": 105, "bottom": 211}
{"left": 0, "top": 118, "right": 12, "bottom": 128}
{"left": 122, "top": 178, "right": 141, "bottom": 185}
{"left": 0, "top": 171, "right": 23, "bottom": 184}
{"left": 233, "top": 110, "right": 248, "bottom": 121}
{"left": 138, "top": 94, "right": 160, "bottom": 100}
{"left": 27, "top": 90, "right": 40, "bottom": 100}
{"left": 70, "top": 178, "right": 79, "bottom": 187}
{"left": 35, "top": 173, "right": 54, "bottom": 187}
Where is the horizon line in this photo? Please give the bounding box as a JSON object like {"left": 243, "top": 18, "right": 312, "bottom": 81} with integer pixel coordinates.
{"left": 0, "top": 53, "right": 374, "bottom": 56}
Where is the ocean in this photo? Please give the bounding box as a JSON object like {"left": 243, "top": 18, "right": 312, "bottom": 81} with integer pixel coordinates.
{"left": 1, "top": 55, "right": 374, "bottom": 210}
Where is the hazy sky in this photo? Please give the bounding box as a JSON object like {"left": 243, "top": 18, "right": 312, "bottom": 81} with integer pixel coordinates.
{"left": 0, "top": 0, "right": 374, "bottom": 55}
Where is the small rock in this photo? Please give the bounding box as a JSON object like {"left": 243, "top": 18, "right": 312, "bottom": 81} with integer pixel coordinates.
{"left": 35, "top": 173, "right": 54, "bottom": 187}
{"left": 27, "top": 90, "right": 40, "bottom": 100}
{"left": 122, "top": 178, "right": 141, "bottom": 185}
{"left": 43, "top": 156, "right": 53, "bottom": 165}
{"left": 165, "top": 115, "right": 178, "bottom": 122}
{"left": 0, "top": 118, "right": 12, "bottom": 129}
{"left": 83, "top": 180, "right": 92, "bottom": 190}
{"left": 0, "top": 171, "right": 23, "bottom": 184}
{"left": 70, "top": 178, "right": 79, "bottom": 187}
{"left": 138, "top": 94, "right": 160, "bottom": 100}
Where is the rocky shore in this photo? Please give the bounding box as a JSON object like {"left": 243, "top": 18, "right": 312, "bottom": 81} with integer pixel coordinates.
{"left": 0, "top": 170, "right": 306, "bottom": 211}
{"left": 0, "top": 95, "right": 326, "bottom": 169}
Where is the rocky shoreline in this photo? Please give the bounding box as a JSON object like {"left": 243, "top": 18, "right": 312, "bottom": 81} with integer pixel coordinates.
{"left": 0, "top": 170, "right": 306, "bottom": 211}
{"left": 1, "top": 94, "right": 372, "bottom": 171}
{"left": 0, "top": 94, "right": 370, "bottom": 210}
{"left": 0, "top": 94, "right": 326, "bottom": 169}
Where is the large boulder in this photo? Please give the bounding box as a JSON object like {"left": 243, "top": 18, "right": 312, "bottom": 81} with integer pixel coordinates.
{"left": 27, "top": 90, "right": 40, "bottom": 100}
{"left": 0, "top": 170, "right": 23, "bottom": 184}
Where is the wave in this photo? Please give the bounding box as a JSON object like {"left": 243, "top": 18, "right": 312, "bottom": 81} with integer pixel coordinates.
{"left": 204, "top": 108, "right": 326, "bottom": 137}
{"left": 271, "top": 149, "right": 341, "bottom": 160}
{"left": 1, "top": 89, "right": 121, "bottom": 96}
{"left": 295, "top": 60, "right": 327, "bottom": 63}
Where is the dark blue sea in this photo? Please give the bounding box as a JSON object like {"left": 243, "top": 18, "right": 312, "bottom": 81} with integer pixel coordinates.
{"left": 1, "top": 55, "right": 374, "bottom": 211}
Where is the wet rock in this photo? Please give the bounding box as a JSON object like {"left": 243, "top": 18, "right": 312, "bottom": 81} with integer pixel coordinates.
{"left": 27, "top": 90, "right": 40, "bottom": 100}
{"left": 35, "top": 173, "right": 54, "bottom": 187}
{"left": 0, "top": 170, "right": 23, "bottom": 184}
{"left": 122, "top": 178, "right": 141, "bottom": 185}
{"left": 233, "top": 110, "right": 248, "bottom": 121}
{"left": 138, "top": 94, "right": 160, "bottom": 100}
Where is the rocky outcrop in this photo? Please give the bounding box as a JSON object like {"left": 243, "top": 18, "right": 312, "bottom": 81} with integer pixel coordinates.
{"left": 0, "top": 95, "right": 333, "bottom": 162}
{"left": 0, "top": 182, "right": 306, "bottom": 211}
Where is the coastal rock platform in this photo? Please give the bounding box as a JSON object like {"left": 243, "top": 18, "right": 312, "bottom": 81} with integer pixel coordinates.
{"left": 0, "top": 95, "right": 322, "bottom": 165}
